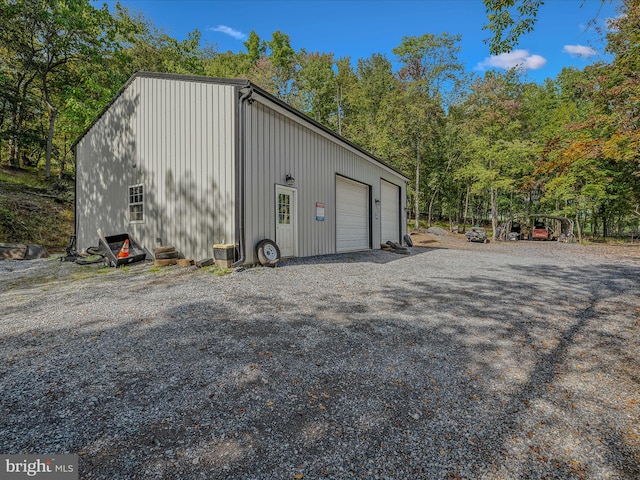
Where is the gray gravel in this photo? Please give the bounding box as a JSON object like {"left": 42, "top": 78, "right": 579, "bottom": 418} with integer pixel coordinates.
{"left": 1, "top": 239, "right": 639, "bottom": 479}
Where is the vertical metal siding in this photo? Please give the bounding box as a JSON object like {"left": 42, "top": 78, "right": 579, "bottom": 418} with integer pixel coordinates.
{"left": 76, "top": 76, "right": 237, "bottom": 260}
{"left": 243, "top": 96, "right": 406, "bottom": 264}
{"left": 77, "top": 75, "right": 406, "bottom": 266}
{"left": 76, "top": 82, "right": 138, "bottom": 251}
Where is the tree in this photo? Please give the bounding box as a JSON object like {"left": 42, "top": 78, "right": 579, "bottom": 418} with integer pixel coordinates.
{"left": 598, "top": 0, "right": 640, "bottom": 212}
{"left": 456, "top": 70, "right": 537, "bottom": 238}
{"left": 483, "top": 0, "right": 544, "bottom": 55}
{"left": 341, "top": 53, "right": 398, "bottom": 152}
{"left": 333, "top": 56, "right": 356, "bottom": 135}
{"left": 537, "top": 0, "right": 640, "bottom": 236}
{"left": 392, "top": 32, "right": 464, "bottom": 103}
{"left": 244, "top": 30, "right": 266, "bottom": 65}
{"left": 392, "top": 33, "right": 464, "bottom": 229}
{"left": 294, "top": 51, "right": 336, "bottom": 126}
{"left": 267, "top": 30, "right": 298, "bottom": 101}
{"left": 1, "top": 0, "right": 42, "bottom": 168}
{"left": 0, "top": 0, "right": 119, "bottom": 177}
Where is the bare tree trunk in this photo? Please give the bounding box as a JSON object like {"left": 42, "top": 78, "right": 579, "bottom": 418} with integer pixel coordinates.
{"left": 44, "top": 83, "right": 58, "bottom": 180}
{"left": 59, "top": 135, "right": 67, "bottom": 179}
{"left": 0, "top": 99, "right": 6, "bottom": 165}
{"left": 45, "top": 106, "right": 57, "bottom": 179}
{"left": 414, "top": 137, "right": 420, "bottom": 231}
{"left": 428, "top": 190, "right": 438, "bottom": 228}
{"left": 336, "top": 85, "right": 342, "bottom": 136}
{"left": 9, "top": 76, "right": 34, "bottom": 169}
{"left": 575, "top": 211, "right": 582, "bottom": 243}
{"left": 9, "top": 105, "right": 21, "bottom": 168}
{"left": 490, "top": 186, "right": 498, "bottom": 240}
{"left": 463, "top": 184, "right": 470, "bottom": 232}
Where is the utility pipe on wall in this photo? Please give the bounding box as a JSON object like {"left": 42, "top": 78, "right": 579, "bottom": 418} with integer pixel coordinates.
{"left": 233, "top": 84, "right": 254, "bottom": 267}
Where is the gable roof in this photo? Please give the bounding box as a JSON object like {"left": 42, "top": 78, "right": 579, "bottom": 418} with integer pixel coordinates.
{"left": 73, "top": 71, "right": 408, "bottom": 181}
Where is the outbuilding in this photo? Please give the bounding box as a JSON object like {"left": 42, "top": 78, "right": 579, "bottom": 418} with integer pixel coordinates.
{"left": 74, "top": 72, "right": 408, "bottom": 265}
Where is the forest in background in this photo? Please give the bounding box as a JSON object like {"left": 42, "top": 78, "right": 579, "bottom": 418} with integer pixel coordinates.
{"left": 1, "top": 0, "right": 638, "bottom": 243}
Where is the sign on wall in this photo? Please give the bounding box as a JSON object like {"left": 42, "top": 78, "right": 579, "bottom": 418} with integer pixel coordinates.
{"left": 316, "top": 202, "right": 325, "bottom": 221}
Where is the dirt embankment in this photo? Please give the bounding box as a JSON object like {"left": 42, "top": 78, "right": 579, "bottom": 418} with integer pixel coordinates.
{"left": 0, "top": 168, "right": 74, "bottom": 252}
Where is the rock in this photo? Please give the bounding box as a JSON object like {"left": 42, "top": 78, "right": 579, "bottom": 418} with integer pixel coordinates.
{"left": 426, "top": 227, "right": 448, "bottom": 236}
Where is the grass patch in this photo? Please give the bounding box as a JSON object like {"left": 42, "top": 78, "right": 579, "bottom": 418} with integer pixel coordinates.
{"left": 0, "top": 166, "right": 50, "bottom": 190}
{"left": 202, "top": 265, "right": 232, "bottom": 276}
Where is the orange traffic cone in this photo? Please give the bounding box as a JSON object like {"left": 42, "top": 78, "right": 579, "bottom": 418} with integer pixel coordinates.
{"left": 117, "top": 239, "right": 130, "bottom": 258}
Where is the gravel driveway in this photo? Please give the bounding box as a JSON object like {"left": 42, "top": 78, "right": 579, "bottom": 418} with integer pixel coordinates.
{"left": 1, "top": 237, "right": 639, "bottom": 479}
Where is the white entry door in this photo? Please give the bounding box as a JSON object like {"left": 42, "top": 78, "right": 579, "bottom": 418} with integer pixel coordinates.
{"left": 275, "top": 185, "right": 297, "bottom": 258}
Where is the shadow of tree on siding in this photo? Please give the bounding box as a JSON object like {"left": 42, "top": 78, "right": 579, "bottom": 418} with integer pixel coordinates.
{"left": 76, "top": 87, "right": 231, "bottom": 260}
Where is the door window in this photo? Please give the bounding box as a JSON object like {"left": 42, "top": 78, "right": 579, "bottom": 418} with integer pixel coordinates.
{"left": 278, "top": 193, "right": 290, "bottom": 225}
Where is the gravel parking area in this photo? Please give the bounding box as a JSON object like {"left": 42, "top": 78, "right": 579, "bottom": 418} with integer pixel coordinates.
{"left": 1, "top": 235, "right": 639, "bottom": 479}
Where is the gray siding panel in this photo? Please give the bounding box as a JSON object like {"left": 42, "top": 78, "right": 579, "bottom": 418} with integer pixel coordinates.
{"left": 76, "top": 81, "right": 138, "bottom": 251}
{"left": 77, "top": 73, "right": 405, "bottom": 266}
{"left": 76, "top": 76, "right": 237, "bottom": 260}
{"left": 243, "top": 94, "right": 406, "bottom": 264}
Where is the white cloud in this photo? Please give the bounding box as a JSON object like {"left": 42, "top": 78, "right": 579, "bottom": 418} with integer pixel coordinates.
{"left": 475, "top": 49, "right": 547, "bottom": 71}
{"left": 211, "top": 25, "right": 246, "bottom": 40}
{"left": 563, "top": 45, "right": 597, "bottom": 57}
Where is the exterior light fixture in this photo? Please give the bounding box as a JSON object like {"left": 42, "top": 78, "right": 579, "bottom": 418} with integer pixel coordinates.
{"left": 375, "top": 199, "right": 381, "bottom": 206}
{"left": 285, "top": 174, "right": 295, "bottom": 186}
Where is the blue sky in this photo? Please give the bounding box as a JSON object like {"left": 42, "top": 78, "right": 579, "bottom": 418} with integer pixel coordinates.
{"left": 96, "top": 0, "right": 622, "bottom": 83}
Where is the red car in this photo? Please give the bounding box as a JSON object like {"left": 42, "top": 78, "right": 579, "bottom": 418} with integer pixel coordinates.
{"left": 532, "top": 225, "right": 549, "bottom": 240}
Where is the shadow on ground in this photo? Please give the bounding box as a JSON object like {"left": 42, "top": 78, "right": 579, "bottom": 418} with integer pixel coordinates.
{"left": 1, "top": 259, "right": 638, "bottom": 479}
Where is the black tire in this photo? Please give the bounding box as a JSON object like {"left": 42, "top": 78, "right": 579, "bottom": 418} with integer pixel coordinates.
{"left": 256, "top": 239, "right": 280, "bottom": 267}
{"left": 86, "top": 246, "right": 103, "bottom": 256}
{"left": 155, "top": 250, "right": 179, "bottom": 260}
{"left": 403, "top": 234, "right": 413, "bottom": 247}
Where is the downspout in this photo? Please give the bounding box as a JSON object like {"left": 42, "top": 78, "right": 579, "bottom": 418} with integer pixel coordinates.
{"left": 73, "top": 145, "right": 78, "bottom": 247}
{"left": 233, "top": 84, "right": 254, "bottom": 267}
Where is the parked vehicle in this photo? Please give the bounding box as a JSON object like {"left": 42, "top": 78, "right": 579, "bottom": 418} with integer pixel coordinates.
{"left": 531, "top": 224, "right": 550, "bottom": 240}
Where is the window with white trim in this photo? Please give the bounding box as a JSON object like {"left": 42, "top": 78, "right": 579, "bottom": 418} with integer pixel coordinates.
{"left": 128, "top": 184, "right": 144, "bottom": 222}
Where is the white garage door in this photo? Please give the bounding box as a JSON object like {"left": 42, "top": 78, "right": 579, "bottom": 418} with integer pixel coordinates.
{"left": 381, "top": 180, "right": 400, "bottom": 244}
{"left": 336, "top": 176, "right": 369, "bottom": 252}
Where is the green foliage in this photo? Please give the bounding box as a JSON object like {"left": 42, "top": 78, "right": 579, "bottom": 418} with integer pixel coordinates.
{"left": 294, "top": 51, "right": 337, "bottom": 125}
{"left": 0, "top": 0, "right": 637, "bottom": 244}
{"left": 244, "top": 30, "right": 266, "bottom": 65}
{"left": 483, "top": 0, "right": 544, "bottom": 55}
